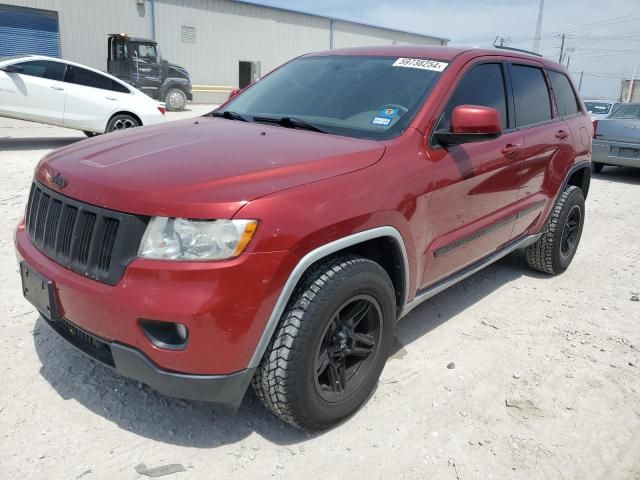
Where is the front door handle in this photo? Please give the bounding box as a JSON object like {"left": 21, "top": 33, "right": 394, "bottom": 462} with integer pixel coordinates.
{"left": 105, "top": 96, "right": 118, "bottom": 101}
{"left": 555, "top": 129, "right": 569, "bottom": 139}
{"left": 50, "top": 85, "right": 64, "bottom": 91}
{"left": 501, "top": 144, "right": 522, "bottom": 156}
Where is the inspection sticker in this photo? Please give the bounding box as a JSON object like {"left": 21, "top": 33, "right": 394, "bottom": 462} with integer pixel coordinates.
{"left": 392, "top": 58, "right": 448, "bottom": 72}
{"left": 379, "top": 107, "right": 399, "bottom": 118}
{"left": 371, "top": 117, "right": 392, "bottom": 126}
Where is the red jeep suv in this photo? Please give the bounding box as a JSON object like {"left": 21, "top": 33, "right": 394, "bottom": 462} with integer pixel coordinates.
{"left": 15, "top": 46, "right": 592, "bottom": 430}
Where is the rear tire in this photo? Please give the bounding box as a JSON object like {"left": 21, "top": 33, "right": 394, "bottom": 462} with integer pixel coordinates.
{"left": 105, "top": 114, "right": 140, "bottom": 133}
{"left": 164, "top": 88, "right": 187, "bottom": 111}
{"left": 252, "top": 255, "right": 396, "bottom": 431}
{"left": 525, "top": 185, "right": 585, "bottom": 275}
{"left": 592, "top": 162, "right": 604, "bottom": 173}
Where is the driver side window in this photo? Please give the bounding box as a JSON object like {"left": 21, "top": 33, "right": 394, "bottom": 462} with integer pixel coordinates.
{"left": 437, "top": 63, "right": 508, "bottom": 131}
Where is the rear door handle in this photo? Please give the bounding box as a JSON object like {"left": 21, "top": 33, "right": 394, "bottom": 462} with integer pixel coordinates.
{"left": 556, "top": 129, "right": 569, "bottom": 139}
{"left": 50, "top": 85, "right": 64, "bottom": 91}
{"left": 501, "top": 144, "right": 522, "bottom": 156}
{"left": 105, "top": 96, "right": 118, "bottom": 101}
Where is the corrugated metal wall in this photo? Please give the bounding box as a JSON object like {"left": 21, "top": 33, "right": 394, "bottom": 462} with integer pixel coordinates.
{"left": 154, "top": 0, "right": 331, "bottom": 88}
{"left": 1, "top": 0, "right": 152, "bottom": 69}
{"left": 0, "top": 4, "right": 61, "bottom": 57}
{"left": 0, "top": 0, "right": 446, "bottom": 102}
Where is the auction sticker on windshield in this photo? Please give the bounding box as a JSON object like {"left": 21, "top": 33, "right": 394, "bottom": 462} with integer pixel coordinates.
{"left": 392, "top": 58, "right": 448, "bottom": 72}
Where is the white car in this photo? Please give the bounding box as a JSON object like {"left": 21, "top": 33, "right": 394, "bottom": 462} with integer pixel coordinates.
{"left": 0, "top": 54, "right": 166, "bottom": 136}
{"left": 584, "top": 99, "right": 622, "bottom": 120}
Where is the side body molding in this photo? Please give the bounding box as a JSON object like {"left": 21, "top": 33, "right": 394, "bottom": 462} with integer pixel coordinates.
{"left": 247, "top": 226, "right": 410, "bottom": 369}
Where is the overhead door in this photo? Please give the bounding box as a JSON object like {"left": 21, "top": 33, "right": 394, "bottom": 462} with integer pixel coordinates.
{"left": 0, "top": 5, "right": 61, "bottom": 57}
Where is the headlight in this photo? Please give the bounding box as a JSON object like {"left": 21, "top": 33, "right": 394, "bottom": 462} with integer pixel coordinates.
{"left": 138, "top": 217, "right": 258, "bottom": 260}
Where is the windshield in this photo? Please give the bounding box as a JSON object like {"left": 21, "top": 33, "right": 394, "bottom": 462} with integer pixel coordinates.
{"left": 585, "top": 101, "right": 614, "bottom": 115}
{"left": 609, "top": 104, "right": 640, "bottom": 120}
{"left": 220, "top": 55, "right": 447, "bottom": 140}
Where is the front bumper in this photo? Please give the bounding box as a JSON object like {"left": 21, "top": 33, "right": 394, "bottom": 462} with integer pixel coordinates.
{"left": 592, "top": 139, "right": 640, "bottom": 168}
{"left": 42, "top": 315, "right": 254, "bottom": 408}
{"left": 15, "top": 221, "right": 297, "bottom": 386}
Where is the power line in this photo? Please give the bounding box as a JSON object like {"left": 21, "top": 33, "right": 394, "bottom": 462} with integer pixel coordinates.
{"left": 545, "top": 13, "right": 640, "bottom": 37}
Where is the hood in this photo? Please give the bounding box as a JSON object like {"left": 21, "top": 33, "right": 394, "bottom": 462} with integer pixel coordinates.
{"left": 166, "top": 62, "right": 190, "bottom": 81}
{"left": 36, "top": 118, "right": 385, "bottom": 219}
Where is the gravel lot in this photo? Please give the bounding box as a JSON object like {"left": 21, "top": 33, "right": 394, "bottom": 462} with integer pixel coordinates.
{"left": 1, "top": 106, "right": 639, "bottom": 480}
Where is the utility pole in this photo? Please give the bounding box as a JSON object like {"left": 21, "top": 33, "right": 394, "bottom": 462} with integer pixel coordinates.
{"left": 565, "top": 48, "right": 575, "bottom": 68}
{"left": 627, "top": 65, "right": 637, "bottom": 103}
{"left": 578, "top": 71, "right": 584, "bottom": 92}
{"left": 558, "top": 33, "right": 566, "bottom": 63}
{"left": 533, "top": 0, "right": 544, "bottom": 53}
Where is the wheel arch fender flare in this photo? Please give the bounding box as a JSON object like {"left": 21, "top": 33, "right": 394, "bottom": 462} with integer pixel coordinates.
{"left": 247, "top": 226, "right": 410, "bottom": 369}
{"left": 563, "top": 161, "right": 591, "bottom": 199}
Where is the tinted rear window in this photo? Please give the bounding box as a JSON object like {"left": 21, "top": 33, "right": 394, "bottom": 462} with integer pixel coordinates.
{"left": 66, "top": 66, "right": 130, "bottom": 93}
{"left": 549, "top": 71, "right": 580, "bottom": 117}
{"left": 609, "top": 104, "right": 640, "bottom": 120}
{"left": 510, "top": 64, "right": 552, "bottom": 127}
{"left": 437, "top": 63, "right": 508, "bottom": 131}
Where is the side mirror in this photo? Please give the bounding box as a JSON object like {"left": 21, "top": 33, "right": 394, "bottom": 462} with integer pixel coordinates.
{"left": 228, "top": 88, "right": 242, "bottom": 100}
{"left": 1, "top": 64, "right": 23, "bottom": 74}
{"left": 435, "top": 105, "right": 502, "bottom": 146}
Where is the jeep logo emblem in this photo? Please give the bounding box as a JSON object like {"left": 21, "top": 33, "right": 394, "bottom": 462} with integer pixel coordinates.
{"left": 45, "top": 171, "right": 68, "bottom": 189}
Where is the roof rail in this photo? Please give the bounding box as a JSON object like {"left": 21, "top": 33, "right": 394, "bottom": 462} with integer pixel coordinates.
{"left": 492, "top": 44, "right": 543, "bottom": 57}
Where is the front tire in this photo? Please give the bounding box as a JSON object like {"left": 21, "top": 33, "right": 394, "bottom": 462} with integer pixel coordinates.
{"left": 164, "top": 88, "right": 187, "bottom": 111}
{"left": 105, "top": 114, "right": 140, "bottom": 133}
{"left": 525, "top": 185, "right": 585, "bottom": 275}
{"left": 252, "top": 255, "right": 396, "bottom": 430}
{"left": 83, "top": 131, "right": 98, "bottom": 138}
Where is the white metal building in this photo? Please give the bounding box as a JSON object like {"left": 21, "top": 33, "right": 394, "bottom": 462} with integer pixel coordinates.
{"left": 0, "top": 0, "right": 448, "bottom": 102}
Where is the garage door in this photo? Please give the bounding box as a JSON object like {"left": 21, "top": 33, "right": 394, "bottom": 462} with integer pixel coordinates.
{"left": 0, "top": 5, "right": 61, "bottom": 57}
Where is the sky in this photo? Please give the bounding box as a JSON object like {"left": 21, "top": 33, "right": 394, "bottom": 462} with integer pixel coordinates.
{"left": 249, "top": 0, "right": 640, "bottom": 99}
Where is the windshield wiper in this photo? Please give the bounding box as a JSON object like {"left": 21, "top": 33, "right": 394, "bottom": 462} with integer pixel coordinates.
{"left": 253, "top": 116, "right": 328, "bottom": 134}
{"left": 209, "top": 110, "right": 251, "bottom": 122}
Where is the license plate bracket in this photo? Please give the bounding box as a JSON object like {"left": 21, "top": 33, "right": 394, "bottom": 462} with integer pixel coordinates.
{"left": 20, "top": 262, "right": 61, "bottom": 321}
{"left": 617, "top": 147, "right": 639, "bottom": 159}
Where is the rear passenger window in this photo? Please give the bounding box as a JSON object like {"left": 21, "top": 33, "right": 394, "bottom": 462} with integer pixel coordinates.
{"left": 437, "top": 63, "right": 508, "bottom": 131}
{"left": 65, "top": 66, "right": 130, "bottom": 93}
{"left": 510, "top": 65, "right": 552, "bottom": 127}
{"left": 549, "top": 71, "right": 580, "bottom": 117}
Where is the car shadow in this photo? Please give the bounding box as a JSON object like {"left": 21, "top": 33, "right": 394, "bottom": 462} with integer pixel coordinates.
{"left": 32, "top": 249, "right": 545, "bottom": 447}
{"left": 593, "top": 166, "right": 640, "bottom": 186}
{"left": 393, "top": 249, "right": 541, "bottom": 352}
{"left": 0, "top": 136, "right": 85, "bottom": 152}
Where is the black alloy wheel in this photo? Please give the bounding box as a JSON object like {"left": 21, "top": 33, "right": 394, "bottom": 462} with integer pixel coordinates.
{"left": 560, "top": 205, "right": 581, "bottom": 258}
{"left": 314, "top": 295, "right": 383, "bottom": 402}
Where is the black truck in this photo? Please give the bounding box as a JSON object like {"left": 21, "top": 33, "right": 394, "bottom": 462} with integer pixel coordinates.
{"left": 107, "top": 33, "right": 192, "bottom": 111}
